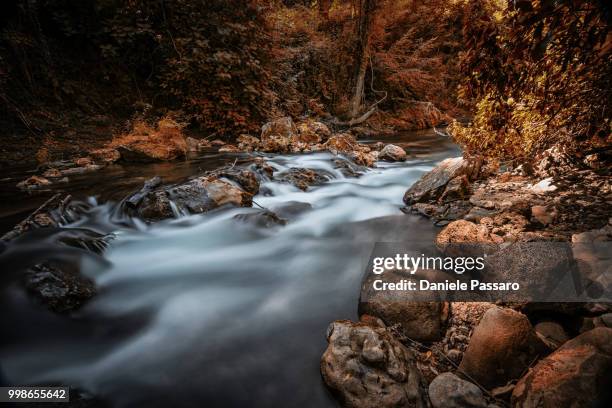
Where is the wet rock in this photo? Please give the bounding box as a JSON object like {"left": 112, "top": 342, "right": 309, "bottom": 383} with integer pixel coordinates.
{"left": 134, "top": 176, "right": 253, "bottom": 221}
{"left": 333, "top": 157, "right": 366, "bottom": 177}
{"left": 260, "top": 117, "right": 296, "bottom": 153}
{"left": 459, "top": 307, "right": 549, "bottom": 389}
{"left": 403, "top": 156, "right": 482, "bottom": 205}
{"left": 1, "top": 194, "right": 71, "bottom": 241}
{"left": 348, "top": 150, "right": 378, "bottom": 167}
{"left": 439, "top": 175, "right": 470, "bottom": 203}
{"left": 24, "top": 263, "right": 96, "bottom": 313}
{"left": 233, "top": 210, "right": 287, "bottom": 228}
{"left": 217, "top": 168, "right": 260, "bottom": 195}
{"left": 90, "top": 147, "right": 120, "bottom": 164}
{"left": 428, "top": 372, "right": 487, "bottom": 408}
{"left": 511, "top": 327, "right": 612, "bottom": 408}
{"left": 218, "top": 144, "right": 240, "bottom": 153}
{"left": 17, "top": 175, "right": 51, "bottom": 190}
{"left": 276, "top": 168, "right": 327, "bottom": 191}
{"left": 249, "top": 157, "right": 275, "bottom": 179}
{"left": 268, "top": 201, "right": 312, "bottom": 220}
{"left": 321, "top": 319, "right": 428, "bottom": 408}
{"left": 124, "top": 176, "right": 163, "bottom": 209}
{"left": 237, "top": 134, "right": 261, "bottom": 152}
{"left": 534, "top": 320, "right": 569, "bottom": 349}
{"left": 379, "top": 144, "right": 407, "bottom": 162}
{"left": 324, "top": 133, "right": 358, "bottom": 154}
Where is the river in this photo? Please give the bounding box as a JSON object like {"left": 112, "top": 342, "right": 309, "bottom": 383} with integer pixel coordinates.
{"left": 0, "top": 129, "right": 459, "bottom": 407}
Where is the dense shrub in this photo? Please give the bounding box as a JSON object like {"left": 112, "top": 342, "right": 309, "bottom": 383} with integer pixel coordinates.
{"left": 451, "top": 0, "right": 611, "bottom": 159}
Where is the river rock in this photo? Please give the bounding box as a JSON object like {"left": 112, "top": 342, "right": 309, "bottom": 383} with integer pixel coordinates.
{"left": 360, "top": 299, "right": 448, "bottom": 342}
{"left": 324, "top": 133, "right": 358, "bottom": 154}
{"left": 439, "top": 175, "right": 470, "bottom": 203}
{"left": 24, "top": 263, "right": 96, "bottom": 313}
{"left": 379, "top": 144, "right": 407, "bottom": 162}
{"left": 403, "top": 156, "right": 482, "bottom": 205}
{"left": 436, "top": 220, "right": 494, "bottom": 245}
{"left": 237, "top": 134, "right": 261, "bottom": 152}
{"left": 75, "top": 157, "right": 93, "bottom": 167}
{"left": 43, "top": 168, "right": 63, "bottom": 178}
{"left": 534, "top": 320, "right": 569, "bottom": 349}
{"left": 135, "top": 175, "right": 253, "bottom": 221}
{"left": 90, "top": 147, "right": 121, "bottom": 164}
{"left": 511, "top": 327, "right": 612, "bottom": 407}
{"left": 218, "top": 144, "right": 240, "bottom": 153}
{"left": 233, "top": 210, "right": 286, "bottom": 228}
{"left": 428, "top": 372, "right": 487, "bottom": 408}
{"left": 276, "top": 168, "right": 327, "bottom": 191}
{"left": 17, "top": 175, "right": 51, "bottom": 190}
{"left": 260, "top": 117, "right": 296, "bottom": 153}
{"left": 186, "top": 137, "right": 201, "bottom": 152}
{"left": 459, "top": 307, "right": 549, "bottom": 389}
{"left": 296, "top": 120, "right": 331, "bottom": 143}
{"left": 217, "top": 168, "right": 260, "bottom": 195}
{"left": 321, "top": 319, "right": 428, "bottom": 408}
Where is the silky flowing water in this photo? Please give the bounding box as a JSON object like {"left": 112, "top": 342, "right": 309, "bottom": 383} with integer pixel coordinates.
{"left": 0, "top": 130, "right": 459, "bottom": 407}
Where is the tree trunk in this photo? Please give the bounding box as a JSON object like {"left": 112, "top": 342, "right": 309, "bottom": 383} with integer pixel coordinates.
{"left": 319, "top": 0, "right": 331, "bottom": 20}
{"left": 349, "top": 0, "right": 375, "bottom": 118}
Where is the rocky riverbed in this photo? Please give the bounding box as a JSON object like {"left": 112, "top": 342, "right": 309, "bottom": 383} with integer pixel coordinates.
{"left": 321, "top": 145, "right": 612, "bottom": 408}
{"left": 1, "top": 121, "right": 610, "bottom": 407}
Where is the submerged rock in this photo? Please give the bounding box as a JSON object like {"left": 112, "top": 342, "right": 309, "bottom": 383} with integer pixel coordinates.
{"left": 379, "top": 144, "right": 407, "bottom": 162}
{"left": 24, "top": 263, "right": 96, "bottom": 313}
{"left": 512, "top": 327, "right": 612, "bottom": 408}
{"left": 428, "top": 372, "right": 487, "bottom": 408}
{"left": 276, "top": 168, "right": 328, "bottom": 191}
{"left": 321, "top": 319, "right": 428, "bottom": 408}
{"left": 459, "top": 307, "right": 549, "bottom": 389}
{"left": 233, "top": 210, "right": 287, "bottom": 228}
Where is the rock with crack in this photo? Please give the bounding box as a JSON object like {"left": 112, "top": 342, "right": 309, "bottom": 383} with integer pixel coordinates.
{"left": 459, "top": 307, "right": 549, "bottom": 389}
{"left": 379, "top": 144, "right": 407, "bottom": 162}
{"left": 321, "top": 318, "right": 428, "bottom": 408}
{"left": 276, "top": 168, "right": 328, "bottom": 191}
{"left": 403, "top": 156, "right": 482, "bottom": 205}
{"left": 511, "top": 327, "right": 612, "bottom": 408}
{"left": 428, "top": 372, "right": 487, "bottom": 408}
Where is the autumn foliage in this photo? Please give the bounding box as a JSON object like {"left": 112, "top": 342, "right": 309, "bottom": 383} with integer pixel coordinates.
{"left": 451, "top": 0, "right": 611, "bottom": 159}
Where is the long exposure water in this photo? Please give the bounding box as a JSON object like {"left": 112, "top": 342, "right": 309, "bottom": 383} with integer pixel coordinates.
{"left": 0, "top": 130, "right": 459, "bottom": 407}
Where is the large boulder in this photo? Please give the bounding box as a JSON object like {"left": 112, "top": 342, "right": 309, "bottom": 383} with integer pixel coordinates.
{"left": 321, "top": 319, "right": 428, "bottom": 408}
{"left": 428, "top": 372, "right": 487, "bottom": 408}
{"left": 511, "top": 327, "right": 612, "bottom": 407}
{"left": 294, "top": 121, "right": 330, "bottom": 145}
{"left": 459, "top": 307, "right": 549, "bottom": 389}
{"left": 260, "top": 117, "right": 297, "bottom": 153}
{"left": 379, "top": 144, "right": 407, "bottom": 162}
{"left": 403, "top": 157, "right": 482, "bottom": 205}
